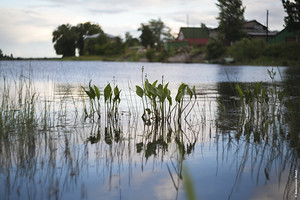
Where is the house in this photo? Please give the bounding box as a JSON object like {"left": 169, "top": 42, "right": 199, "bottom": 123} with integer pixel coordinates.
{"left": 165, "top": 27, "right": 210, "bottom": 51}
{"left": 177, "top": 27, "right": 210, "bottom": 46}
{"left": 242, "top": 20, "right": 277, "bottom": 40}
{"left": 268, "top": 28, "right": 297, "bottom": 44}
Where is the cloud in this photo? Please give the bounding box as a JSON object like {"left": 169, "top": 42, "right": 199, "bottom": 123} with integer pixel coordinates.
{"left": 244, "top": 0, "right": 286, "bottom": 30}
{"left": 88, "top": 8, "right": 126, "bottom": 15}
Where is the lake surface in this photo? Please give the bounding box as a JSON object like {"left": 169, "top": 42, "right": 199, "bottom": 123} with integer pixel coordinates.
{"left": 0, "top": 61, "right": 299, "bottom": 200}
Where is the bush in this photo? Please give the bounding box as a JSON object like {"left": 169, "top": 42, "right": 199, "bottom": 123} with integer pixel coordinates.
{"left": 231, "top": 38, "right": 267, "bottom": 62}
{"left": 146, "top": 49, "right": 155, "bottom": 62}
{"left": 206, "top": 39, "right": 226, "bottom": 60}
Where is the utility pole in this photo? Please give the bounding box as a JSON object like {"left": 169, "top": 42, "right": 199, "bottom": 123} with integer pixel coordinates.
{"left": 266, "top": 10, "right": 269, "bottom": 42}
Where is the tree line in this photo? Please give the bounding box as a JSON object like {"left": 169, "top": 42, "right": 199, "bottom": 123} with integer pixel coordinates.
{"left": 52, "top": 0, "right": 299, "bottom": 58}
{"left": 52, "top": 19, "right": 174, "bottom": 57}
{"left": 0, "top": 49, "right": 13, "bottom": 60}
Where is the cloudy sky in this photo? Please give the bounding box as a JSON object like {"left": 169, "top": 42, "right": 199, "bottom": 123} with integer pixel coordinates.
{"left": 0, "top": 0, "right": 286, "bottom": 58}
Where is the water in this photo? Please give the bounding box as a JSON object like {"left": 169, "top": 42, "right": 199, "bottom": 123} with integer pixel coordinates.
{"left": 0, "top": 61, "right": 299, "bottom": 200}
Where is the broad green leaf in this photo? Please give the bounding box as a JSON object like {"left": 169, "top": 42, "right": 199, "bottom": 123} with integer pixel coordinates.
{"left": 187, "top": 86, "right": 193, "bottom": 99}
{"left": 88, "top": 81, "right": 96, "bottom": 99}
{"left": 89, "top": 87, "right": 96, "bottom": 100}
{"left": 113, "top": 86, "right": 121, "bottom": 103}
{"left": 146, "top": 81, "right": 157, "bottom": 98}
{"left": 94, "top": 85, "right": 100, "bottom": 100}
{"left": 175, "top": 89, "right": 185, "bottom": 103}
{"left": 104, "top": 84, "right": 112, "bottom": 102}
{"left": 136, "top": 85, "right": 144, "bottom": 98}
{"left": 178, "top": 83, "right": 186, "bottom": 93}
{"left": 161, "top": 87, "right": 168, "bottom": 102}
{"left": 157, "top": 84, "right": 163, "bottom": 100}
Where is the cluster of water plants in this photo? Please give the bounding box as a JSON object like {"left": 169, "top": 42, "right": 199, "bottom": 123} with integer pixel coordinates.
{"left": 136, "top": 79, "right": 197, "bottom": 126}
{"left": 81, "top": 81, "right": 121, "bottom": 119}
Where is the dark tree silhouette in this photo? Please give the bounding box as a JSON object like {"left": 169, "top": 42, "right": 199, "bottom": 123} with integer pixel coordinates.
{"left": 52, "top": 24, "right": 78, "bottom": 57}
{"left": 216, "top": 0, "right": 246, "bottom": 45}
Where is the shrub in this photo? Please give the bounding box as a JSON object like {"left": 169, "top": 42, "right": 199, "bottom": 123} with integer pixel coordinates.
{"left": 146, "top": 49, "right": 155, "bottom": 62}
{"left": 206, "top": 39, "right": 226, "bottom": 60}
{"left": 231, "top": 38, "right": 267, "bottom": 62}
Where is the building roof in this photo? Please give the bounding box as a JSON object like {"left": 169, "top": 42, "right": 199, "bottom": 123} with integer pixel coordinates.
{"left": 178, "top": 27, "right": 210, "bottom": 39}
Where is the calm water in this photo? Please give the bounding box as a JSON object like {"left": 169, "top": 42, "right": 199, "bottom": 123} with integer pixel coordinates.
{"left": 0, "top": 61, "right": 299, "bottom": 200}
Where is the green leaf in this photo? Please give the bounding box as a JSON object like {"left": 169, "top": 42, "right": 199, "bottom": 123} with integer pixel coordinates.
{"left": 192, "top": 85, "right": 197, "bottom": 99}
{"left": 145, "top": 80, "right": 157, "bottom": 98}
{"left": 161, "top": 87, "right": 168, "bottom": 103}
{"left": 113, "top": 86, "right": 121, "bottom": 103}
{"left": 136, "top": 85, "right": 144, "bottom": 98}
{"left": 175, "top": 89, "right": 185, "bottom": 103}
{"left": 157, "top": 84, "right": 163, "bottom": 100}
{"left": 94, "top": 85, "right": 100, "bottom": 100}
{"left": 187, "top": 86, "right": 193, "bottom": 99}
{"left": 235, "top": 84, "right": 243, "bottom": 99}
{"left": 88, "top": 81, "right": 96, "bottom": 99}
{"left": 178, "top": 83, "right": 186, "bottom": 93}
{"left": 167, "top": 89, "right": 172, "bottom": 106}
{"left": 152, "top": 80, "right": 158, "bottom": 87}
{"left": 104, "top": 83, "right": 112, "bottom": 103}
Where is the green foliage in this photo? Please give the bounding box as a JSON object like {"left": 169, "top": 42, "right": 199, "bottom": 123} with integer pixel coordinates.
{"left": 76, "top": 22, "right": 104, "bottom": 56}
{"left": 52, "top": 24, "right": 79, "bottom": 57}
{"left": 81, "top": 81, "right": 101, "bottom": 118}
{"left": 231, "top": 38, "right": 267, "bottom": 62}
{"left": 146, "top": 49, "right": 155, "bottom": 61}
{"left": 232, "top": 70, "right": 286, "bottom": 142}
{"left": 104, "top": 84, "right": 112, "bottom": 103}
{"left": 125, "top": 32, "right": 140, "bottom": 47}
{"left": 136, "top": 79, "right": 172, "bottom": 124}
{"left": 138, "top": 24, "right": 155, "bottom": 48}
{"left": 82, "top": 81, "right": 121, "bottom": 119}
{"left": 136, "top": 78, "right": 196, "bottom": 125}
{"left": 138, "top": 18, "right": 174, "bottom": 49}
{"left": 282, "top": 0, "right": 300, "bottom": 36}
{"left": 136, "top": 85, "right": 144, "bottom": 98}
{"left": 53, "top": 22, "right": 125, "bottom": 57}
{"left": 230, "top": 38, "right": 300, "bottom": 66}
{"left": 206, "top": 38, "right": 226, "bottom": 60}
{"left": 216, "top": 0, "right": 246, "bottom": 45}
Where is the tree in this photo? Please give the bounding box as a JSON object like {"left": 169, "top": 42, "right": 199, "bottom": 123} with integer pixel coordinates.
{"left": 216, "top": 0, "right": 246, "bottom": 45}
{"left": 125, "top": 32, "right": 140, "bottom": 47}
{"left": 76, "top": 22, "right": 104, "bottom": 56}
{"left": 104, "top": 36, "right": 125, "bottom": 55}
{"left": 149, "top": 19, "right": 165, "bottom": 48}
{"left": 139, "top": 19, "right": 174, "bottom": 49}
{"left": 282, "top": 0, "right": 300, "bottom": 42}
{"left": 52, "top": 24, "right": 78, "bottom": 57}
{"left": 83, "top": 34, "right": 108, "bottom": 55}
{"left": 138, "top": 24, "right": 155, "bottom": 48}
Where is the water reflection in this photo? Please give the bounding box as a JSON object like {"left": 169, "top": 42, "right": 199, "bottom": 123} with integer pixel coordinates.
{"left": 1, "top": 61, "right": 300, "bottom": 200}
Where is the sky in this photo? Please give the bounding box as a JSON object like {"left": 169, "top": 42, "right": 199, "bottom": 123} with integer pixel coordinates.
{"left": 0, "top": 0, "right": 286, "bottom": 58}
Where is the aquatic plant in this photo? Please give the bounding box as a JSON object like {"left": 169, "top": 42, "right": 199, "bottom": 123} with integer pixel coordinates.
{"left": 136, "top": 78, "right": 197, "bottom": 127}
{"left": 81, "top": 80, "right": 101, "bottom": 118}
{"left": 104, "top": 83, "right": 121, "bottom": 119}
{"left": 174, "top": 83, "right": 197, "bottom": 122}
